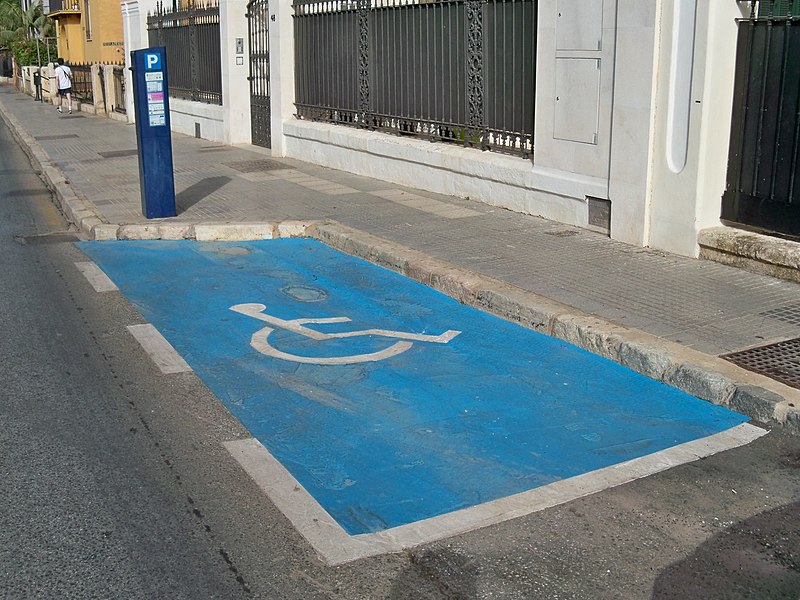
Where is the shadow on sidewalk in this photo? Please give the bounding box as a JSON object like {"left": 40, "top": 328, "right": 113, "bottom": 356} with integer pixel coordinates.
{"left": 176, "top": 176, "right": 231, "bottom": 212}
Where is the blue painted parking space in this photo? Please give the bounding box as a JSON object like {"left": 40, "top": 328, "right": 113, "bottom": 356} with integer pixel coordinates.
{"left": 78, "top": 239, "right": 750, "bottom": 536}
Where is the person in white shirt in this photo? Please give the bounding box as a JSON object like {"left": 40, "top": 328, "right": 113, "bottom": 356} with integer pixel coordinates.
{"left": 54, "top": 58, "right": 72, "bottom": 114}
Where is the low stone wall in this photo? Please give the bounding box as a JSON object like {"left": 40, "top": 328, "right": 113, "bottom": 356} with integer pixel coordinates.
{"left": 699, "top": 227, "right": 800, "bottom": 284}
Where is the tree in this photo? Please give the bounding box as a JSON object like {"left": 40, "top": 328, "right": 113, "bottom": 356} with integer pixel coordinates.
{"left": 0, "top": 0, "right": 56, "bottom": 66}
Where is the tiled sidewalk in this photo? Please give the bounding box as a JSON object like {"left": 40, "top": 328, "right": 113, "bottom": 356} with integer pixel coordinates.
{"left": 3, "top": 84, "right": 800, "bottom": 360}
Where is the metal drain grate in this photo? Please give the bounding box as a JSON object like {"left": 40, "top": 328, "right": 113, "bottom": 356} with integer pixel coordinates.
{"left": 35, "top": 134, "right": 79, "bottom": 141}
{"left": 722, "top": 337, "right": 800, "bottom": 389}
{"left": 760, "top": 303, "right": 800, "bottom": 327}
{"left": 98, "top": 149, "right": 138, "bottom": 159}
{"left": 223, "top": 159, "right": 287, "bottom": 173}
{"left": 545, "top": 229, "right": 580, "bottom": 238}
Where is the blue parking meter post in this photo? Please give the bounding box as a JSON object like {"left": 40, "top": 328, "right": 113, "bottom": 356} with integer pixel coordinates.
{"left": 131, "top": 47, "right": 177, "bottom": 219}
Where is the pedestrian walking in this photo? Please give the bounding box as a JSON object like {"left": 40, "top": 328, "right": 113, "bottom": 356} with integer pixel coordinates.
{"left": 54, "top": 58, "right": 72, "bottom": 115}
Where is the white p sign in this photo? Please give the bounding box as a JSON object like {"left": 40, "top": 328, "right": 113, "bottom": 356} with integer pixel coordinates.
{"left": 145, "top": 52, "right": 161, "bottom": 71}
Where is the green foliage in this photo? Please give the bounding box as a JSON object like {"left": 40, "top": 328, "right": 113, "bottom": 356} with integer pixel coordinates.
{"left": 0, "top": 1, "right": 54, "bottom": 56}
{"left": 10, "top": 37, "right": 56, "bottom": 66}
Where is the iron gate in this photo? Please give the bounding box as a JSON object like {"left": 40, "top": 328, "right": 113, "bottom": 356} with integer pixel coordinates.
{"left": 722, "top": 2, "right": 800, "bottom": 239}
{"left": 247, "top": 0, "right": 271, "bottom": 148}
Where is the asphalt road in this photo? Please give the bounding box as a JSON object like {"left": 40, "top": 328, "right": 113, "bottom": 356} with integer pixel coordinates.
{"left": 0, "top": 110, "right": 799, "bottom": 600}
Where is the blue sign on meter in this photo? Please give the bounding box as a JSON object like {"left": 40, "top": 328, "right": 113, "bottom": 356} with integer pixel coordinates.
{"left": 131, "top": 47, "right": 176, "bottom": 219}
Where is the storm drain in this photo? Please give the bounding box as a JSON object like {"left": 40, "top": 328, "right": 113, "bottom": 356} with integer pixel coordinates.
{"left": 722, "top": 337, "right": 800, "bottom": 390}
{"left": 760, "top": 303, "right": 800, "bottom": 327}
{"left": 35, "top": 134, "right": 79, "bottom": 141}
{"left": 223, "top": 159, "right": 287, "bottom": 173}
{"left": 98, "top": 149, "right": 138, "bottom": 159}
{"left": 545, "top": 229, "right": 580, "bottom": 238}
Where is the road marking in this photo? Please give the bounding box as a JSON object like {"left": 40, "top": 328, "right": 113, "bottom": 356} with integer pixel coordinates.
{"left": 226, "top": 422, "right": 767, "bottom": 566}
{"left": 126, "top": 324, "right": 192, "bottom": 374}
{"left": 78, "top": 239, "right": 758, "bottom": 540}
{"left": 74, "top": 261, "right": 118, "bottom": 292}
{"left": 230, "top": 302, "right": 460, "bottom": 364}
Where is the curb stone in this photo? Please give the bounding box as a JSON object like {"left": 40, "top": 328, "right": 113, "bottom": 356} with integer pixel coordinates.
{"left": 0, "top": 96, "right": 108, "bottom": 237}
{"left": 2, "top": 92, "right": 798, "bottom": 434}
{"left": 311, "top": 222, "right": 800, "bottom": 435}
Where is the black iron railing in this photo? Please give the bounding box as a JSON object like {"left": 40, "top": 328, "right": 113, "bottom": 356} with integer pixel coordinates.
{"left": 147, "top": 0, "right": 222, "bottom": 105}
{"left": 46, "top": 0, "right": 79, "bottom": 13}
{"left": 756, "top": 0, "right": 800, "bottom": 17}
{"left": 69, "top": 62, "right": 92, "bottom": 102}
{"left": 722, "top": 2, "right": 800, "bottom": 238}
{"left": 293, "top": 0, "right": 536, "bottom": 158}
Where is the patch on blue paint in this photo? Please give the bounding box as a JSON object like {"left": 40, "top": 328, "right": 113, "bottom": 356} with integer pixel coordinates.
{"left": 77, "top": 239, "right": 750, "bottom": 535}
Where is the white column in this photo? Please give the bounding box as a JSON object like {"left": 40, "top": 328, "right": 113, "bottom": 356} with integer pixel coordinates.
{"left": 220, "top": 0, "right": 251, "bottom": 145}
{"left": 268, "top": 0, "right": 295, "bottom": 156}
{"left": 121, "top": 0, "right": 157, "bottom": 123}
{"left": 646, "top": 0, "right": 745, "bottom": 256}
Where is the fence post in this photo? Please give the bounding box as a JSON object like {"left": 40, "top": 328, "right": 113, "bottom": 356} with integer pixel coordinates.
{"left": 357, "top": 0, "right": 370, "bottom": 128}
{"left": 102, "top": 65, "right": 114, "bottom": 115}
{"left": 42, "top": 64, "right": 56, "bottom": 102}
{"left": 189, "top": 0, "right": 199, "bottom": 102}
{"left": 91, "top": 64, "right": 106, "bottom": 113}
{"left": 220, "top": 0, "right": 251, "bottom": 143}
{"left": 465, "top": 0, "right": 486, "bottom": 150}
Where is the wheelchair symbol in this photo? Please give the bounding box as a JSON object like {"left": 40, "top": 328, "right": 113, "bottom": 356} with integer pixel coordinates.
{"left": 230, "top": 303, "right": 461, "bottom": 365}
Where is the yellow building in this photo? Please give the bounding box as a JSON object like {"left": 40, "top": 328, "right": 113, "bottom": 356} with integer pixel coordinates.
{"left": 48, "top": 0, "right": 124, "bottom": 64}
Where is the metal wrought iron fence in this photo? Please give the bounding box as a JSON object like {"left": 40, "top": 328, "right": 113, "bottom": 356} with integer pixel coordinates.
{"left": 293, "top": 0, "right": 536, "bottom": 158}
{"left": 722, "top": 1, "right": 800, "bottom": 238}
{"left": 147, "top": 0, "right": 222, "bottom": 105}
{"left": 69, "top": 63, "right": 93, "bottom": 102}
{"left": 756, "top": 0, "right": 800, "bottom": 17}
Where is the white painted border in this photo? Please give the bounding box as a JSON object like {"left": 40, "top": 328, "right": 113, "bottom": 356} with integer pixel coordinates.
{"left": 225, "top": 422, "right": 766, "bottom": 566}
{"left": 127, "top": 324, "right": 192, "bottom": 374}
{"left": 75, "top": 261, "right": 119, "bottom": 292}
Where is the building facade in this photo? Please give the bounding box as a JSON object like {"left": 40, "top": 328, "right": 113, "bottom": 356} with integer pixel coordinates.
{"left": 48, "top": 0, "right": 124, "bottom": 63}
{"left": 119, "top": 0, "right": 798, "bottom": 260}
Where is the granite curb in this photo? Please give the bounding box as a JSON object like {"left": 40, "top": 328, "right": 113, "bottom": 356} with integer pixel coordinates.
{"left": 2, "top": 94, "right": 798, "bottom": 434}
{"left": 0, "top": 97, "right": 107, "bottom": 237}
{"left": 309, "top": 222, "right": 800, "bottom": 435}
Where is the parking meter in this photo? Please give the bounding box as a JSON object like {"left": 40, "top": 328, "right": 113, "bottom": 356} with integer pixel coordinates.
{"left": 131, "top": 47, "right": 177, "bottom": 219}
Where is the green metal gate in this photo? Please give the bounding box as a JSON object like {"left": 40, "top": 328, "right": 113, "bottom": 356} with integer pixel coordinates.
{"left": 722, "top": 1, "right": 800, "bottom": 239}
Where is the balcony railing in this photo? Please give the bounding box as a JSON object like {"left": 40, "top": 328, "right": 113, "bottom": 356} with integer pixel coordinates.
{"left": 47, "top": 0, "right": 81, "bottom": 13}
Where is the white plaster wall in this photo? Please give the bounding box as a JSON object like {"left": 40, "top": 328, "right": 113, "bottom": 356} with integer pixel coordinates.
{"left": 607, "top": 0, "right": 659, "bottom": 246}
{"left": 284, "top": 120, "right": 606, "bottom": 226}
{"left": 694, "top": 2, "right": 747, "bottom": 233}
{"left": 648, "top": 0, "right": 745, "bottom": 256}
{"left": 534, "top": 0, "right": 617, "bottom": 182}
{"left": 168, "top": 99, "right": 225, "bottom": 142}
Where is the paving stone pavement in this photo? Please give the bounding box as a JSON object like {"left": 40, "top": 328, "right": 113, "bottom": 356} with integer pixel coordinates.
{"left": 2, "top": 84, "right": 800, "bottom": 381}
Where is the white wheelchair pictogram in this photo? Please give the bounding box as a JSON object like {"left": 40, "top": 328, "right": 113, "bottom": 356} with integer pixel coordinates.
{"left": 230, "top": 303, "right": 461, "bottom": 365}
